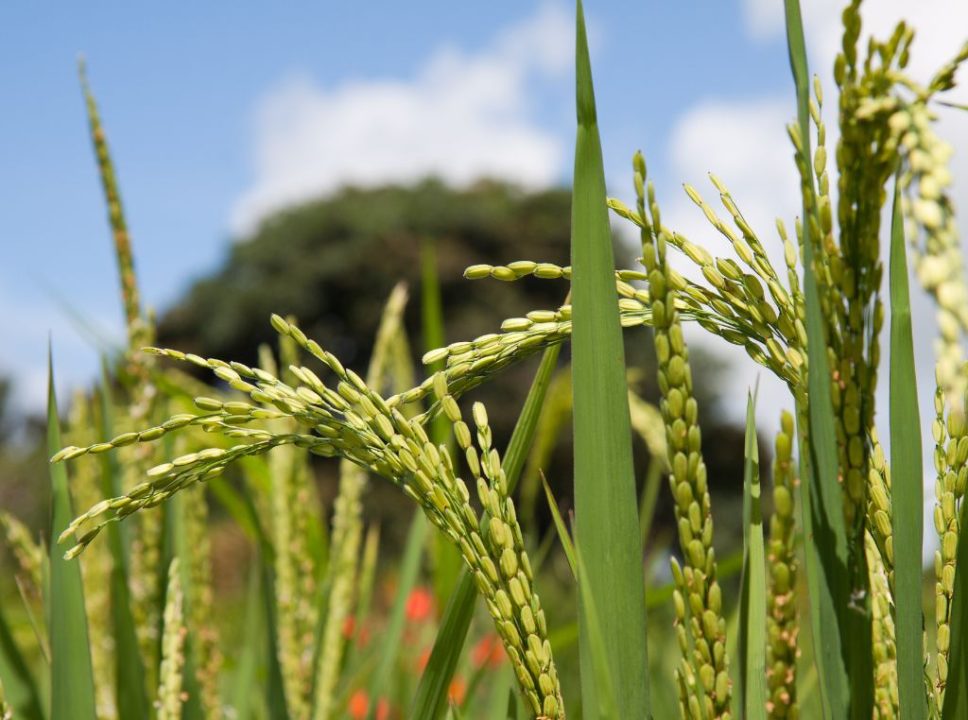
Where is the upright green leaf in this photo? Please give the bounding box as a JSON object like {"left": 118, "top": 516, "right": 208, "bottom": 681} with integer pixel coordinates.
{"left": 889, "top": 179, "right": 927, "bottom": 718}
{"left": 366, "top": 512, "right": 428, "bottom": 720}
{"left": 571, "top": 2, "right": 649, "bottom": 716}
{"left": 97, "top": 363, "right": 150, "bottom": 719}
{"left": 542, "top": 473, "right": 577, "bottom": 579}
{"left": 409, "top": 344, "right": 561, "bottom": 720}
{"left": 230, "top": 563, "right": 263, "bottom": 720}
{"left": 737, "top": 393, "right": 766, "bottom": 720}
{"left": 260, "top": 562, "right": 289, "bottom": 720}
{"left": 409, "top": 571, "right": 478, "bottom": 720}
{"left": 783, "top": 2, "right": 860, "bottom": 717}
{"left": 574, "top": 547, "right": 620, "bottom": 720}
{"left": 46, "top": 356, "right": 97, "bottom": 720}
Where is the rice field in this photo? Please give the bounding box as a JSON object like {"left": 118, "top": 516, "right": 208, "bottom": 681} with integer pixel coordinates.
{"left": 2, "top": 0, "right": 968, "bottom": 718}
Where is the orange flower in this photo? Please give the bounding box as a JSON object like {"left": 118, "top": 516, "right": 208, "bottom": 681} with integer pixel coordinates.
{"left": 342, "top": 614, "right": 356, "bottom": 640}
{"left": 471, "top": 634, "right": 506, "bottom": 669}
{"left": 405, "top": 586, "right": 434, "bottom": 622}
{"left": 448, "top": 676, "right": 467, "bottom": 705}
{"left": 348, "top": 690, "right": 369, "bottom": 720}
{"left": 376, "top": 698, "right": 390, "bottom": 720}
{"left": 348, "top": 690, "right": 390, "bottom": 720}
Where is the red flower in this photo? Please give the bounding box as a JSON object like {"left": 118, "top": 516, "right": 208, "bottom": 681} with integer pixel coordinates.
{"left": 348, "top": 690, "right": 368, "bottom": 720}
{"left": 405, "top": 586, "right": 434, "bottom": 622}
{"left": 448, "top": 676, "right": 467, "bottom": 705}
{"left": 348, "top": 690, "right": 390, "bottom": 720}
{"left": 472, "top": 634, "right": 506, "bottom": 669}
{"left": 343, "top": 615, "right": 356, "bottom": 640}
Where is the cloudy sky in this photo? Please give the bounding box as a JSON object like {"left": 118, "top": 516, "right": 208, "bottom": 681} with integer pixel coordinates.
{"left": 1, "top": 0, "right": 966, "bottom": 504}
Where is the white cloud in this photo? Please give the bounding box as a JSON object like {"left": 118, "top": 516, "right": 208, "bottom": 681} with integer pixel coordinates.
{"left": 231, "top": 3, "right": 571, "bottom": 237}
{"left": 743, "top": 0, "right": 968, "bottom": 96}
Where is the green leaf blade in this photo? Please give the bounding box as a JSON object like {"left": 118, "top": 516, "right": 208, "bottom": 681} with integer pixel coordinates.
{"left": 738, "top": 393, "right": 767, "bottom": 720}
{"left": 889, "top": 180, "right": 927, "bottom": 718}
{"left": 96, "top": 365, "right": 150, "bottom": 719}
{"left": 366, "top": 512, "right": 428, "bottom": 720}
{"left": 571, "top": 2, "right": 650, "bottom": 716}
{"left": 47, "top": 356, "right": 97, "bottom": 720}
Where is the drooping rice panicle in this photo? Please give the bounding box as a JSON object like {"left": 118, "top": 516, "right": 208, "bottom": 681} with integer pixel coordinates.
{"left": 437, "top": 381, "right": 563, "bottom": 718}
{"left": 610, "top": 197, "right": 804, "bottom": 388}
{"left": 766, "top": 411, "right": 798, "bottom": 719}
{"left": 59, "top": 313, "right": 563, "bottom": 718}
{"left": 156, "top": 559, "right": 186, "bottom": 720}
{"left": 636, "top": 150, "right": 731, "bottom": 719}
{"left": 933, "top": 378, "right": 968, "bottom": 707}
{"left": 313, "top": 284, "right": 407, "bottom": 720}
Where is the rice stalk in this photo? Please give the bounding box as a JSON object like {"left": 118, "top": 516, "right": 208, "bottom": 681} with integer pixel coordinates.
{"left": 933, "top": 378, "right": 968, "bottom": 708}
{"left": 182, "top": 484, "right": 222, "bottom": 719}
{"left": 867, "top": 533, "right": 898, "bottom": 719}
{"left": 765, "top": 411, "right": 798, "bottom": 719}
{"left": 256, "top": 341, "right": 315, "bottom": 719}
{"left": 636, "top": 150, "right": 731, "bottom": 719}
{"left": 80, "top": 61, "right": 165, "bottom": 680}
{"left": 156, "top": 559, "right": 186, "bottom": 720}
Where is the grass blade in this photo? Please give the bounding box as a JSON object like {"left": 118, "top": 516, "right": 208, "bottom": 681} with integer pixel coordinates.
{"left": 571, "top": 2, "right": 650, "bottom": 715}
{"left": 889, "top": 178, "right": 928, "bottom": 718}
{"left": 366, "top": 512, "right": 428, "bottom": 720}
{"left": 738, "top": 392, "right": 767, "bottom": 720}
{"left": 97, "top": 363, "right": 150, "bottom": 719}
{"left": 409, "top": 571, "right": 478, "bottom": 720}
{"left": 783, "top": 2, "right": 860, "bottom": 716}
{"left": 46, "top": 354, "right": 97, "bottom": 720}
{"left": 230, "top": 562, "right": 263, "bottom": 720}
{"left": 409, "top": 344, "right": 561, "bottom": 720}
{"left": 541, "top": 473, "right": 577, "bottom": 578}
{"left": 574, "top": 546, "right": 620, "bottom": 720}
{"left": 260, "top": 561, "right": 290, "bottom": 720}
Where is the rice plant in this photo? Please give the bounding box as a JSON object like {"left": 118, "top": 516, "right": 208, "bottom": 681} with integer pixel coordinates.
{"left": 1, "top": 0, "right": 968, "bottom": 718}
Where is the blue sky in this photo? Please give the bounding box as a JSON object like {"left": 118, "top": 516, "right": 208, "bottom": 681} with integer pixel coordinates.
{"left": 1, "top": 0, "right": 966, "bottom": 453}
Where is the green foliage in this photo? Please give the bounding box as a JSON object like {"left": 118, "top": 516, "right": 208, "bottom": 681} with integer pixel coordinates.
{"left": 47, "top": 360, "right": 97, "bottom": 720}
{"left": 570, "top": 3, "right": 650, "bottom": 716}
{"left": 889, "top": 180, "right": 927, "bottom": 719}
